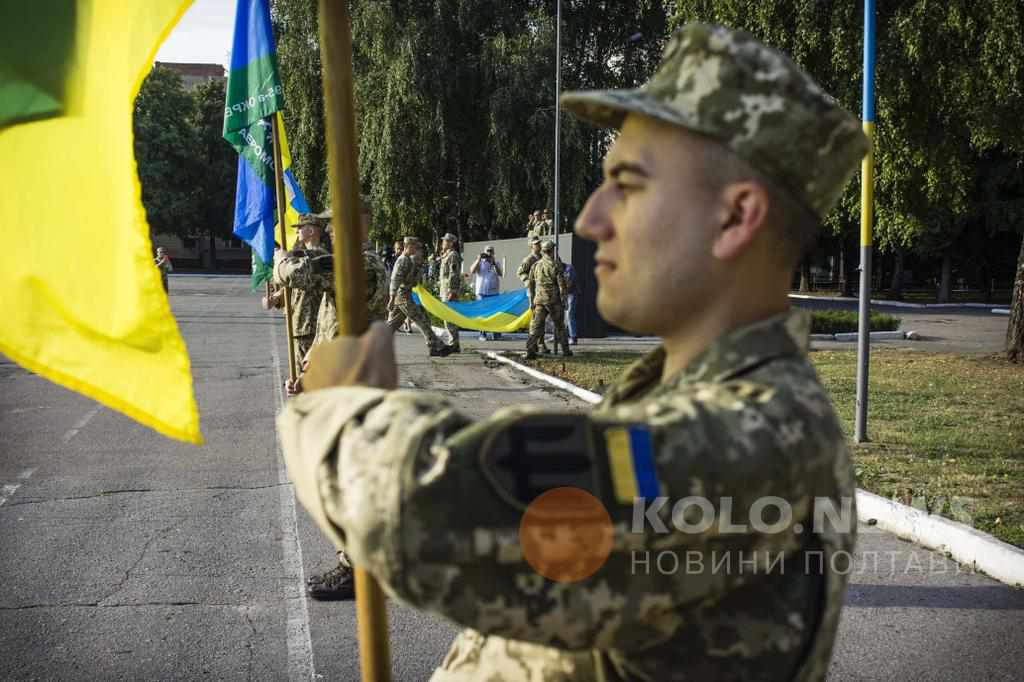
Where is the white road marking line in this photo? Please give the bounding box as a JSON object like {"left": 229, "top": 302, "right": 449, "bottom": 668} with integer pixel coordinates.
{"left": 270, "top": 325, "right": 316, "bottom": 682}
{"left": 0, "top": 484, "right": 21, "bottom": 507}
{"left": 0, "top": 469, "right": 38, "bottom": 507}
{"left": 61, "top": 406, "right": 102, "bottom": 443}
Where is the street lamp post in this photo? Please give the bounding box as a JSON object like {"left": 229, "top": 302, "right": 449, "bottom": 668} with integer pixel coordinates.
{"left": 552, "top": 0, "right": 562, "bottom": 261}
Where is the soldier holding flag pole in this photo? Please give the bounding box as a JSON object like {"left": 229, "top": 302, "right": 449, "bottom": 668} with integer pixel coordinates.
{"left": 284, "top": 17, "right": 867, "bottom": 681}
{"left": 222, "top": 0, "right": 312, "bottom": 381}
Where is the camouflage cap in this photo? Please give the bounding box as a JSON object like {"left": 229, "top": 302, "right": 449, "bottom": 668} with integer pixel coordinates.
{"left": 403, "top": 236, "right": 422, "bottom": 246}
{"left": 541, "top": 240, "right": 555, "bottom": 252}
{"left": 529, "top": 236, "right": 542, "bottom": 245}
{"left": 560, "top": 23, "right": 869, "bottom": 219}
{"left": 293, "top": 213, "right": 319, "bottom": 228}
{"left": 441, "top": 232, "right": 458, "bottom": 242}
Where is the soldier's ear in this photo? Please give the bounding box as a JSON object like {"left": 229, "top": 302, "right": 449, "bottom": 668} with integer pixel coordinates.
{"left": 711, "top": 181, "right": 768, "bottom": 261}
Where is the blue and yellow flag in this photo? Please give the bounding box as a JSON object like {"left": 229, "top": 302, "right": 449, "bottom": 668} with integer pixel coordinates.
{"left": 412, "top": 287, "right": 532, "bottom": 333}
{"left": 0, "top": 1, "right": 202, "bottom": 443}
{"left": 223, "top": 0, "right": 309, "bottom": 282}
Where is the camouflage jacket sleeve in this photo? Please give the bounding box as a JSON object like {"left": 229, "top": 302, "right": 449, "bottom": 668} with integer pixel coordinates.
{"left": 273, "top": 253, "right": 317, "bottom": 289}
{"left": 278, "top": 370, "right": 841, "bottom": 653}
{"left": 516, "top": 255, "right": 535, "bottom": 286}
{"left": 390, "top": 255, "right": 410, "bottom": 297}
{"left": 442, "top": 252, "right": 462, "bottom": 297}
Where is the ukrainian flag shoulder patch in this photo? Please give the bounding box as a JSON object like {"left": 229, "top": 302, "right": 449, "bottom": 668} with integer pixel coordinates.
{"left": 604, "top": 425, "right": 659, "bottom": 504}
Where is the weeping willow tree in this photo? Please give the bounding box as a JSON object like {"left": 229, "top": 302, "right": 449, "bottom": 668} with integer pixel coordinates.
{"left": 273, "top": 0, "right": 669, "bottom": 243}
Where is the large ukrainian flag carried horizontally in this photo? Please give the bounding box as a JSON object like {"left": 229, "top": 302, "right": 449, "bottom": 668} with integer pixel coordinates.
{"left": 412, "top": 287, "right": 532, "bottom": 333}
{"left": 0, "top": 0, "right": 202, "bottom": 443}
{"left": 223, "top": 0, "right": 309, "bottom": 288}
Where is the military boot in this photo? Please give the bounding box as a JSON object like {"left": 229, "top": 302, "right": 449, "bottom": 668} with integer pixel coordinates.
{"left": 306, "top": 563, "right": 355, "bottom": 601}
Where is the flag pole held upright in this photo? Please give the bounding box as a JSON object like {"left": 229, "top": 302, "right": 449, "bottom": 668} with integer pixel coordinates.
{"left": 855, "top": 0, "right": 876, "bottom": 443}
{"left": 317, "top": 2, "right": 389, "bottom": 680}
{"left": 271, "top": 115, "right": 299, "bottom": 381}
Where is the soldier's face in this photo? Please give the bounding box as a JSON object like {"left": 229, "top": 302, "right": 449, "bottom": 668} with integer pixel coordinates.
{"left": 298, "top": 224, "right": 316, "bottom": 243}
{"left": 575, "top": 114, "right": 726, "bottom": 335}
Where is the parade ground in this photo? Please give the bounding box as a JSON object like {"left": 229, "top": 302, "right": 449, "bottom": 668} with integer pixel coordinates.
{"left": 2, "top": 275, "right": 1022, "bottom": 681}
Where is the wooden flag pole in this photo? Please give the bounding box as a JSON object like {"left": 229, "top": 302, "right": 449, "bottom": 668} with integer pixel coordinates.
{"left": 318, "top": 2, "right": 391, "bottom": 680}
{"left": 270, "top": 114, "right": 299, "bottom": 381}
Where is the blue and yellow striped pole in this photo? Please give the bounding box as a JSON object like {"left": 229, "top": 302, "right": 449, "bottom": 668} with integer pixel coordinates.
{"left": 855, "top": 0, "right": 876, "bottom": 443}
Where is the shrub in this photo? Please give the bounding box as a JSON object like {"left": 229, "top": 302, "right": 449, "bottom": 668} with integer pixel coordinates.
{"left": 810, "top": 310, "right": 901, "bottom": 335}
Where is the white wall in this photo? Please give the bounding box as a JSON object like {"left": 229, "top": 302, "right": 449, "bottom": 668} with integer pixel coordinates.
{"left": 461, "top": 233, "right": 573, "bottom": 293}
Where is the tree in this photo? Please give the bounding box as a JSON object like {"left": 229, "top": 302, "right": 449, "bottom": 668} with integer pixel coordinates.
{"left": 671, "top": 1, "right": 1024, "bottom": 302}
{"left": 190, "top": 78, "right": 239, "bottom": 269}
{"left": 272, "top": 0, "right": 669, "bottom": 244}
{"left": 134, "top": 66, "right": 199, "bottom": 238}
{"left": 272, "top": 0, "right": 327, "bottom": 210}
{"left": 1008, "top": 234, "right": 1024, "bottom": 362}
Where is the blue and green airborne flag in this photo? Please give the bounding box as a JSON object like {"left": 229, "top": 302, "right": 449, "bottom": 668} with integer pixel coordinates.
{"left": 222, "top": 0, "right": 309, "bottom": 289}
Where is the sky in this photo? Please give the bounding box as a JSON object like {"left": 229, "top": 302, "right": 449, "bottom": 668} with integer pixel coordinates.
{"left": 155, "top": 0, "right": 236, "bottom": 68}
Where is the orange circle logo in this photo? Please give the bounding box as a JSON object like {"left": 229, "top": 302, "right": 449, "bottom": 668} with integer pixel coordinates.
{"left": 519, "top": 487, "right": 614, "bottom": 583}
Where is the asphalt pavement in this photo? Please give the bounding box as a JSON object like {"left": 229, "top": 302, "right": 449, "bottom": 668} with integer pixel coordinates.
{"left": 1, "top": 275, "right": 1021, "bottom": 681}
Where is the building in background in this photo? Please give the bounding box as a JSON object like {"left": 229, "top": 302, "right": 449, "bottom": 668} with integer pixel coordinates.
{"left": 151, "top": 234, "right": 251, "bottom": 272}
{"left": 153, "top": 61, "right": 225, "bottom": 90}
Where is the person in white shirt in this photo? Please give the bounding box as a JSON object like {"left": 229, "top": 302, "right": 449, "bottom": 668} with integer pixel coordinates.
{"left": 469, "top": 245, "right": 503, "bottom": 341}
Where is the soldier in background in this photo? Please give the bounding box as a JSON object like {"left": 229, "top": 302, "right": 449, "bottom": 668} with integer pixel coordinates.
{"left": 278, "top": 199, "right": 387, "bottom": 599}
{"left": 438, "top": 232, "right": 464, "bottom": 353}
{"left": 273, "top": 213, "right": 328, "bottom": 371}
{"left": 526, "top": 240, "right": 571, "bottom": 359}
{"left": 282, "top": 23, "right": 867, "bottom": 681}
{"left": 154, "top": 247, "right": 173, "bottom": 293}
{"left": 387, "top": 236, "right": 455, "bottom": 356}
{"left": 517, "top": 236, "right": 551, "bottom": 354}
{"left": 517, "top": 236, "right": 542, "bottom": 287}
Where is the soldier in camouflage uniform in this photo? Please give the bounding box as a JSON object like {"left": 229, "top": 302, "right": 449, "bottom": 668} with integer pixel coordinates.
{"left": 387, "top": 236, "right": 454, "bottom": 356}
{"left": 526, "top": 240, "right": 571, "bottom": 359}
{"left": 518, "top": 236, "right": 551, "bottom": 354}
{"left": 280, "top": 23, "right": 867, "bottom": 681}
{"left": 517, "top": 237, "right": 542, "bottom": 287}
{"left": 438, "top": 232, "right": 464, "bottom": 353}
{"left": 280, "top": 203, "right": 390, "bottom": 600}
{"left": 273, "top": 213, "right": 329, "bottom": 371}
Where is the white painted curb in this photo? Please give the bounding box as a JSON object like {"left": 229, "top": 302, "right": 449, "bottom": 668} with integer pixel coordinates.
{"left": 484, "top": 351, "right": 602, "bottom": 404}
{"left": 993, "top": 308, "right": 1010, "bottom": 316}
{"left": 487, "top": 350, "right": 1024, "bottom": 587}
{"left": 789, "top": 294, "right": 1011, "bottom": 312}
{"left": 833, "top": 330, "right": 906, "bottom": 342}
{"left": 857, "top": 490, "right": 1024, "bottom": 587}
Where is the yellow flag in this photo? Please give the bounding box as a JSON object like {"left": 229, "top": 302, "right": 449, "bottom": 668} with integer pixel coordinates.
{"left": 0, "top": 1, "right": 202, "bottom": 444}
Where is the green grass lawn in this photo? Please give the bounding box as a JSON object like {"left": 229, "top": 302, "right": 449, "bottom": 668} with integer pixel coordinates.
{"left": 524, "top": 348, "right": 1024, "bottom": 547}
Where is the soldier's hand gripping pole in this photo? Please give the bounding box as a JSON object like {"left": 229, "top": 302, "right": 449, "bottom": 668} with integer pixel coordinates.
{"left": 318, "top": 2, "right": 392, "bottom": 680}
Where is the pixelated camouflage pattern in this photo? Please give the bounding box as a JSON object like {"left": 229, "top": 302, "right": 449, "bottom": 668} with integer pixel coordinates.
{"left": 386, "top": 289, "right": 443, "bottom": 349}
{"left": 527, "top": 253, "right": 569, "bottom": 354}
{"left": 311, "top": 249, "right": 389, "bottom": 348}
{"left": 560, "top": 23, "right": 869, "bottom": 219}
{"left": 388, "top": 253, "right": 443, "bottom": 348}
{"left": 390, "top": 253, "right": 418, "bottom": 297}
{"left": 364, "top": 249, "right": 389, "bottom": 320}
{"left": 273, "top": 246, "right": 329, "bottom": 337}
{"left": 439, "top": 249, "right": 464, "bottom": 349}
{"left": 278, "top": 310, "right": 854, "bottom": 681}
{"left": 439, "top": 250, "right": 463, "bottom": 301}
{"left": 517, "top": 252, "right": 541, "bottom": 287}
{"left": 528, "top": 253, "right": 567, "bottom": 307}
